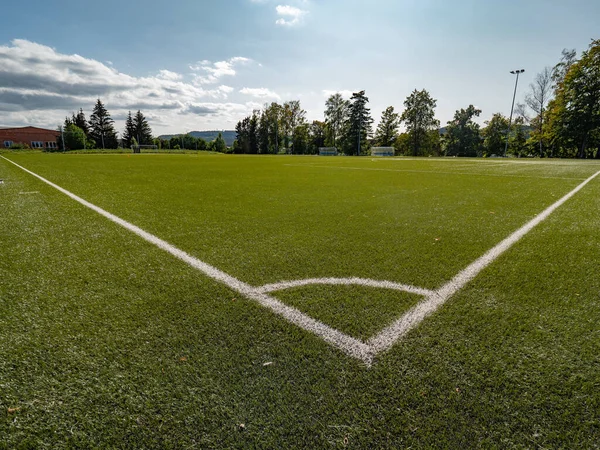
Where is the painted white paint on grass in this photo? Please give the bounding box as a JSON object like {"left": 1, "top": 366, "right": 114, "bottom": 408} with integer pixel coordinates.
{"left": 283, "top": 164, "right": 588, "bottom": 181}
{"left": 257, "top": 277, "right": 434, "bottom": 297}
{"left": 3, "top": 154, "right": 598, "bottom": 365}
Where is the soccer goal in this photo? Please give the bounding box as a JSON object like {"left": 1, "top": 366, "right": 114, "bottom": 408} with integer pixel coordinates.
{"left": 319, "top": 147, "right": 338, "bottom": 156}
{"left": 131, "top": 145, "right": 158, "bottom": 154}
{"left": 371, "top": 147, "right": 395, "bottom": 157}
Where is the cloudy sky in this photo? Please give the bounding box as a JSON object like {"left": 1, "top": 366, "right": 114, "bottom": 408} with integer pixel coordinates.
{"left": 0, "top": 0, "right": 598, "bottom": 135}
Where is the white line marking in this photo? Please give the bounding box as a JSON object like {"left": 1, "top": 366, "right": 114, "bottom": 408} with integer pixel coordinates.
{"left": 368, "top": 169, "right": 600, "bottom": 354}
{"left": 0, "top": 156, "right": 374, "bottom": 364}
{"left": 3, "top": 155, "right": 598, "bottom": 365}
{"left": 284, "top": 164, "right": 589, "bottom": 181}
{"left": 257, "top": 277, "right": 434, "bottom": 297}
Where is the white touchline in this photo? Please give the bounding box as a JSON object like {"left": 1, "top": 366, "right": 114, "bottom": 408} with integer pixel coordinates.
{"left": 2, "top": 154, "right": 598, "bottom": 366}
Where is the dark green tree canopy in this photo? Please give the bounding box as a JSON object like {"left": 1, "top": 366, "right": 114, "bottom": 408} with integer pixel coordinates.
{"left": 444, "top": 105, "right": 482, "bottom": 157}
{"left": 375, "top": 106, "right": 400, "bottom": 147}
{"left": 133, "top": 110, "right": 153, "bottom": 145}
{"left": 344, "top": 90, "right": 374, "bottom": 155}
{"left": 74, "top": 109, "right": 89, "bottom": 137}
{"left": 482, "top": 113, "right": 509, "bottom": 156}
{"left": 62, "top": 124, "right": 87, "bottom": 151}
{"left": 123, "top": 111, "right": 136, "bottom": 148}
{"left": 400, "top": 89, "right": 439, "bottom": 156}
{"left": 89, "top": 99, "right": 118, "bottom": 149}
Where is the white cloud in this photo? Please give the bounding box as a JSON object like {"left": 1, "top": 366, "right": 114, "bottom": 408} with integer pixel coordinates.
{"left": 218, "top": 85, "right": 234, "bottom": 94}
{"left": 322, "top": 90, "right": 355, "bottom": 98}
{"left": 0, "top": 39, "right": 260, "bottom": 134}
{"left": 275, "top": 4, "right": 308, "bottom": 26}
{"left": 157, "top": 69, "right": 182, "bottom": 81}
{"left": 190, "top": 56, "right": 252, "bottom": 85}
{"left": 240, "top": 87, "right": 281, "bottom": 100}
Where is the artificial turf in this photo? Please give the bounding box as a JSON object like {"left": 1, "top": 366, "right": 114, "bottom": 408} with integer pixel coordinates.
{"left": 1, "top": 153, "right": 599, "bottom": 448}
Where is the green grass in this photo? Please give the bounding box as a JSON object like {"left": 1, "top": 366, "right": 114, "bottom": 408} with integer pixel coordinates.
{"left": 1, "top": 153, "right": 599, "bottom": 448}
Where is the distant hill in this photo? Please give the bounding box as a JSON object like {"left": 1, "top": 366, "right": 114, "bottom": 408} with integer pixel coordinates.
{"left": 159, "top": 130, "right": 236, "bottom": 146}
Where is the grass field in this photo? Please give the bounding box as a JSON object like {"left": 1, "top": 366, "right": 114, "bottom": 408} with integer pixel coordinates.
{"left": 1, "top": 153, "right": 599, "bottom": 448}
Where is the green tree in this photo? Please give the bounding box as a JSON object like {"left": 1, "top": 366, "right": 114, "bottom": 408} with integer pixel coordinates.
{"left": 524, "top": 67, "right": 553, "bottom": 157}
{"left": 292, "top": 123, "right": 310, "bottom": 155}
{"left": 393, "top": 132, "right": 411, "bottom": 156}
{"left": 123, "top": 111, "right": 136, "bottom": 148}
{"left": 213, "top": 132, "right": 227, "bottom": 153}
{"left": 400, "top": 89, "right": 439, "bottom": 156}
{"left": 511, "top": 117, "right": 529, "bottom": 157}
{"left": 62, "top": 124, "right": 87, "bottom": 150}
{"left": 258, "top": 102, "right": 283, "bottom": 154}
{"left": 482, "top": 113, "right": 509, "bottom": 156}
{"left": 343, "top": 90, "right": 373, "bottom": 155}
{"left": 89, "top": 99, "right": 118, "bottom": 148}
{"left": 235, "top": 116, "right": 251, "bottom": 154}
{"left": 324, "top": 93, "right": 349, "bottom": 148}
{"left": 374, "top": 106, "right": 400, "bottom": 147}
{"left": 133, "top": 110, "right": 153, "bottom": 145}
{"left": 74, "top": 109, "right": 89, "bottom": 137}
{"left": 309, "top": 120, "right": 327, "bottom": 154}
{"left": 282, "top": 100, "right": 306, "bottom": 154}
{"left": 443, "top": 105, "right": 482, "bottom": 156}
{"left": 556, "top": 39, "right": 600, "bottom": 158}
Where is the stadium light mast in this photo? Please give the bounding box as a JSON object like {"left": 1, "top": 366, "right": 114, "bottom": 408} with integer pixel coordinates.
{"left": 60, "top": 125, "right": 65, "bottom": 151}
{"left": 504, "top": 69, "right": 525, "bottom": 157}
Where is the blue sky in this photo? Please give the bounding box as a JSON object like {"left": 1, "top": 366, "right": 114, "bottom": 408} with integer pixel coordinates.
{"left": 0, "top": 0, "right": 598, "bottom": 135}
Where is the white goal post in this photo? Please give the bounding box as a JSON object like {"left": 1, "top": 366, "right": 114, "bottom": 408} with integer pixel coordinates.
{"left": 131, "top": 145, "right": 158, "bottom": 153}
{"left": 319, "top": 147, "right": 338, "bottom": 156}
{"left": 371, "top": 147, "right": 395, "bottom": 157}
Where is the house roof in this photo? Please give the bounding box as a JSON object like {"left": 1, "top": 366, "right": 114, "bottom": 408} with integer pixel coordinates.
{"left": 0, "top": 126, "right": 58, "bottom": 132}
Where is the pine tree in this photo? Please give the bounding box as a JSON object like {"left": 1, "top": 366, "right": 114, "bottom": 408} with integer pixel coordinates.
{"left": 133, "top": 110, "right": 153, "bottom": 145}
{"left": 89, "top": 99, "right": 118, "bottom": 149}
{"left": 374, "top": 106, "right": 400, "bottom": 147}
{"left": 344, "top": 91, "right": 373, "bottom": 155}
{"left": 74, "top": 109, "right": 89, "bottom": 137}
{"left": 123, "top": 111, "right": 136, "bottom": 148}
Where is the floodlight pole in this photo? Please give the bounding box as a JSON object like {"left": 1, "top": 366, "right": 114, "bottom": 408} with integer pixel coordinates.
{"left": 357, "top": 115, "right": 362, "bottom": 156}
{"left": 101, "top": 131, "right": 105, "bottom": 149}
{"left": 60, "top": 126, "right": 65, "bottom": 151}
{"left": 504, "top": 69, "right": 525, "bottom": 157}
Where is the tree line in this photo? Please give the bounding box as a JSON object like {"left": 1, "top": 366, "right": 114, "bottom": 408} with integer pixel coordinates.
{"left": 233, "top": 39, "right": 600, "bottom": 158}
{"left": 57, "top": 99, "right": 228, "bottom": 152}
{"left": 59, "top": 99, "right": 153, "bottom": 151}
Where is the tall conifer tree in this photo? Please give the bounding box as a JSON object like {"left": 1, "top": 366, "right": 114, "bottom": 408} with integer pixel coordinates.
{"left": 89, "top": 99, "right": 118, "bottom": 148}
